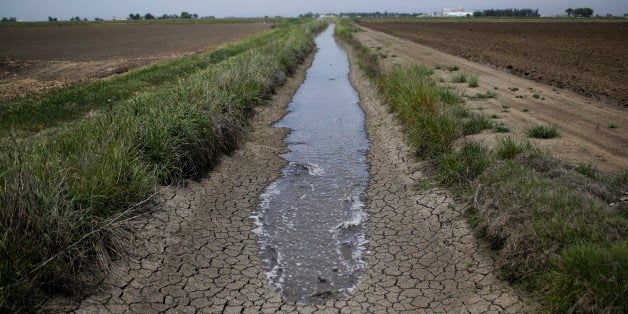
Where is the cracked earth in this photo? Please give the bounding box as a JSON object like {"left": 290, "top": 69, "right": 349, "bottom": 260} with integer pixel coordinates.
{"left": 48, "top": 42, "right": 536, "bottom": 313}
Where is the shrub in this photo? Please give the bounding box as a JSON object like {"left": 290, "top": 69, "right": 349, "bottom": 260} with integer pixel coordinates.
{"left": 451, "top": 73, "right": 467, "bottom": 83}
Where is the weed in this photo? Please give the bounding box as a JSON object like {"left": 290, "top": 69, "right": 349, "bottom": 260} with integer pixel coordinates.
{"left": 462, "top": 114, "right": 493, "bottom": 135}
{"left": 434, "top": 65, "right": 442, "bottom": 70}
{"left": 391, "top": 54, "right": 397, "bottom": 58}
{"left": 436, "top": 143, "right": 490, "bottom": 185}
{"left": 467, "top": 74, "right": 479, "bottom": 87}
{"left": 447, "top": 65, "right": 460, "bottom": 72}
{"left": 522, "top": 108, "right": 530, "bottom": 112}
{"left": 496, "top": 137, "right": 527, "bottom": 159}
{"left": 451, "top": 73, "right": 467, "bottom": 83}
{"left": 490, "top": 114, "right": 499, "bottom": 119}
{"left": 516, "top": 95, "right": 525, "bottom": 99}
{"left": 532, "top": 94, "right": 541, "bottom": 99}
{"left": 509, "top": 87, "right": 519, "bottom": 92}
{"left": 609, "top": 124, "right": 618, "bottom": 129}
{"left": 494, "top": 123, "right": 510, "bottom": 133}
{"left": 501, "top": 104, "right": 510, "bottom": 109}
{"left": 527, "top": 125, "right": 559, "bottom": 139}
{"left": 467, "top": 91, "right": 496, "bottom": 100}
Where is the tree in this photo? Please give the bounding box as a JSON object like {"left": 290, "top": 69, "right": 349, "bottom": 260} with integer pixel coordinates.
{"left": 565, "top": 8, "right": 574, "bottom": 17}
{"left": 48, "top": 16, "right": 58, "bottom": 22}
{"left": 144, "top": 13, "right": 155, "bottom": 20}
{"left": 129, "top": 13, "right": 141, "bottom": 20}
{"left": 573, "top": 7, "right": 593, "bottom": 17}
{"left": 180, "top": 11, "right": 192, "bottom": 19}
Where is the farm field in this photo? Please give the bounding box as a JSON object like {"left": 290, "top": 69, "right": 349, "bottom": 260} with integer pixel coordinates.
{"left": 358, "top": 20, "right": 628, "bottom": 107}
{"left": 352, "top": 24, "right": 627, "bottom": 172}
{"left": 0, "top": 23, "right": 269, "bottom": 99}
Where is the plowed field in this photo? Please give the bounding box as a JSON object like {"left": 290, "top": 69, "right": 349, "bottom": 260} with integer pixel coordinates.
{"left": 358, "top": 21, "right": 628, "bottom": 106}
{"left": 0, "top": 23, "right": 269, "bottom": 99}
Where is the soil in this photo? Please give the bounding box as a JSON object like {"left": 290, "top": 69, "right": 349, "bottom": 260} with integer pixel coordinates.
{"left": 45, "top": 38, "right": 534, "bottom": 312}
{"left": 358, "top": 21, "right": 628, "bottom": 107}
{"left": 354, "top": 26, "right": 627, "bottom": 172}
{"left": 0, "top": 23, "right": 269, "bottom": 100}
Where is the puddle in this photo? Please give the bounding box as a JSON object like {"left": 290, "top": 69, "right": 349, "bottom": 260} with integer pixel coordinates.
{"left": 252, "top": 24, "right": 370, "bottom": 302}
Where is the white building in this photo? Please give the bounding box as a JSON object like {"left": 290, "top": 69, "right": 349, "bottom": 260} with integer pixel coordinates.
{"left": 441, "top": 7, "right": 473, "bottom": 17}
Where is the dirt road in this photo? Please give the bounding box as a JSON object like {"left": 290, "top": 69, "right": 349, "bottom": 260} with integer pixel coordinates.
{"left": 355, "top": 27, "right": 627, "bottom": 172}
{"left": 47, "top": 38, "right": 534, "bottom": 312}
{"left": 359, "top": 21, "right": 628, "bottom": 107}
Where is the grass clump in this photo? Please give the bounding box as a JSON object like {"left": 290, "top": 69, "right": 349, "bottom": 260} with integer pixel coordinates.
{"left": 462, "top": 114, "right": 493, "bottom": 135}
{"left": 467, "top": 74, "right": 479, "bottom": 87}
{"left": 0, "top": 20, "right": 326, "bottom": 310}
{"left": 527, "top": 125, "right": 559, "bottom": 139}
{"left": 451, "top": 72, "right": 467, "bottom": 83}
{"left": 472, "top": 155, "right": 627, "bottom": 312}
{"left": 447, "top": 65, "right": 460, "bottom": 72}
{"left": 509, "top": 87, "right": 519, "bottom": 92}
{"left": 496, "top": 137, "right": 527, "bottom": 159}
{"left": 467, "top": 91, "right": 496, "bottom": 100}
{"left": 609, "top": 124, "right": 618, "bottom": 129}
{"left": 436, "top": 143, "right": 490, "bottom": 186}
{"left": 493, "top": 123, "right": 510, "bottom": 133}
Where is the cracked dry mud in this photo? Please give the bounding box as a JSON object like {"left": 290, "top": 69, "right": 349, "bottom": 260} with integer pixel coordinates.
{"left": 51, "top": 43, "right": 535, "bottom": 313}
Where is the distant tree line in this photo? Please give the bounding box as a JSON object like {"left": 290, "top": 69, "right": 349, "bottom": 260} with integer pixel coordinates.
{"left": 129, "top": 11, "right": 200, "bottom": 20}
{"left": 339, "top": 12, "right": 427, "bottom": 18}
{"left": 1, "top": 17, "right": 17, "bottom": 22}
{"left": 565, "top": 8, "right": 594, "bottom": 17}
{"left": 473, "top": 8, "right": 540, "bottom": 17}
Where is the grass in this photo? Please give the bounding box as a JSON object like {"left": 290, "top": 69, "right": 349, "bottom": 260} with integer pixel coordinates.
{"left": 338, "top": 20, "right": 627, "bottom": 312}
{"left": 0, "top": 25, "right": 295, "bottom": 137}
{"left": 467, "top": 74, "right": 479, "bottom": 87}
{"left": 451, "top": 73, "right": 468, "bottom": 83}
{"left": 494, "top": 123, "right": 510, "bottom": 133}
{"left": 446, "top": 65, "right": 460, "bottom": 72}
{"left": 0, "top": 19, "right": 326, "bottom": 310}
{"left": 527, "top": 125, "right": 559, "bottom": 139}
{"left": 609, "top": 124, "right": 618, "bottom": 129}
{"left": 467, "top": 91, "right": 496, "bottom": 100}
{"left": 496, "top": 137, "right": 527, "bottom": 159}
{"left": 509, "top": 87, "right": 519, "bottom": 92}
{"left": 462, "top": 114, "right": 493, "bottom": 135}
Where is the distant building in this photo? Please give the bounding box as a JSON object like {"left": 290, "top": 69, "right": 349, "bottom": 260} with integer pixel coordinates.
{"left": 440, "top": 7, "right": 473, "bottom": 17}
{"left": 112, "top": 17, "right": 127, "bottom": 21}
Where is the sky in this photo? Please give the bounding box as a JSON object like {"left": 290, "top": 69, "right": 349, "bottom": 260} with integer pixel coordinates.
{"left": 1, "top": 0, "right": 627, "bottom": 21}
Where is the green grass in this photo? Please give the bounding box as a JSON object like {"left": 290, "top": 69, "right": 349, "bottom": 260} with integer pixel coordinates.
{"left": 467, "top": 91, "right": 496, "bottom": 100}
{"left": 0, "top": 25, "right": 295, "bottom": 137}
{"left": 493, "top": 123, "right": 510, "bottom": 133}
{"left": 527, "top": 125, "right": 559, "bottom": 139}
{"left": 467, "top": 74, "right": 479, "bottom": 87}
{"left": 0, "top": 19, "right": 326, "bottom": 310}
{"left": 462, "top": 114, "right": 493, "bottom": 135}
{"left": 509, "top": 87, "right": 519, "bottom": 92}
{"left": 496, "top": 137, "right": 527, "bottom": 159}
{"left": 447, "top": 65, "right": 460, "bottom": 72}
{"left": 451, "top": 73, "right": 467, "bottom": 83}
{"left": 340, "top": 20, "right": 627, "bottom": 312}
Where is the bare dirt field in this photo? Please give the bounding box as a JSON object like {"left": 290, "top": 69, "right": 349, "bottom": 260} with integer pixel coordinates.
{"left": 0, "top": 23, "right": 269, "bottom": 100}
{"left": 354, "top": 26, "right": 627, "bottom": 172}
{"left": 358, "top": 21, "right": 628, "bottom": 107}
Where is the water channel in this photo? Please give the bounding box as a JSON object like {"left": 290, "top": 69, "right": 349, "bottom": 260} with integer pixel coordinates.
{"left": 252, "top": 24, "right": 370, "bottom": 302}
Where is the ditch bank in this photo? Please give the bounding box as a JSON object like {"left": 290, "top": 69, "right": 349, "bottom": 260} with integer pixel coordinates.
{"left": 48, "top": 25, "right": 532, "bottom": 312}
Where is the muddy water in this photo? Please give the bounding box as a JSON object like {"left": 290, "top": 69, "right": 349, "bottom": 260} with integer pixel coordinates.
{"left": 252, "top": 24, "right": 370, "bottom": 302}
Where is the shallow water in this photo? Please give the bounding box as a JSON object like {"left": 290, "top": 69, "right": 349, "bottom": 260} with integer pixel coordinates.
{"left": 252, "top": 24, "right": 370, "bottom": 302}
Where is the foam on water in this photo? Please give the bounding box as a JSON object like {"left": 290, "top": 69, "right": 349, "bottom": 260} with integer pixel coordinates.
{"left": 252, "top": 24, "right": 370, "bottom": 302}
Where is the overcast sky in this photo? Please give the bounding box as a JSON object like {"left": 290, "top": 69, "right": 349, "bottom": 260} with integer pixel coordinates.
{"left": 1, "top": 0, "right": 627, "bottom": 21}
